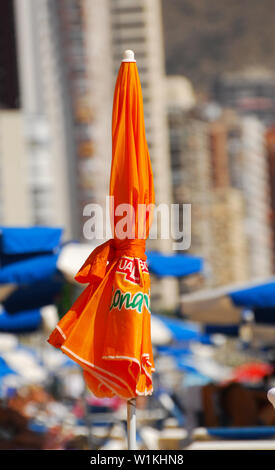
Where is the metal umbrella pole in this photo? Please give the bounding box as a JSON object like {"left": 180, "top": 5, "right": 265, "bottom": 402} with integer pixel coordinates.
{"left": 127, "top": 398, "right": 136, "bottom": 450}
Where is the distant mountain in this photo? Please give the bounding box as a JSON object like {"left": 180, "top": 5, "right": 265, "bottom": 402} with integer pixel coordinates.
{"left": 161, "top": 0, "right": 275, "bottom": 96}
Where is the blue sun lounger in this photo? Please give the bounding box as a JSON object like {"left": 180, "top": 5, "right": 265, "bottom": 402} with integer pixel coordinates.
{"left": 200, "top": 426, "right": 275, "bottom": 440}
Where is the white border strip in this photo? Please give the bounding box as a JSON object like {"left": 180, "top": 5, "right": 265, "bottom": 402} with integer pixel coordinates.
{"left": 56, "top": 325, "right": 66, "bottom": 340}
{"left": 57, "top": 327, "right": 154, "bottom": 397}
{"left": 61, "top": 345, "right": 134, "bottom": 396}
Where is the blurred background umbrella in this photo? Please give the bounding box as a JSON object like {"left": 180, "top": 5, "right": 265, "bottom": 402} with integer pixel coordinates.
{"left": 146, "top": 252, "right": 203, "bottom": 277}
{"left": 232, "top": 362, "right": 274, "bottom": 384}
{"left": 0, "top": 227, "right": 65, "bottom": 334}
{"left": 181, "top": 277, "right": 275, "bottom": 326}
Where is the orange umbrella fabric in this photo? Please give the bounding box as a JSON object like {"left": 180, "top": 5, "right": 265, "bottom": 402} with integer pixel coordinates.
{"left": 48, "top": 53, "right": 155, "bottom": 399}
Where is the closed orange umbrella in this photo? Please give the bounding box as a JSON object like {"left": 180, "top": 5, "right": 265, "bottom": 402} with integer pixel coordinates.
{"left": 48, "top": 50, "right": 155, "bottom": 401}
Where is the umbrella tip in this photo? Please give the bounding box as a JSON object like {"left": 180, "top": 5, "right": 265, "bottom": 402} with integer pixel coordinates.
{"left": 122, "top": 50, "right": 136, "bottom": 62}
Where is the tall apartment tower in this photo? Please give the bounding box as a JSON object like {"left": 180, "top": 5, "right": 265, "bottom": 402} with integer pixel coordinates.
{"left": 0, "top": 2, "right": 20, "bottom": 110}
{"left": 167, "top": 111, "right": 213, "bottom": 277}
{"left": 213, "top": 67, "right": 275, "bottom": 128}
{"left": 208, "top": 117, "right": 248, "bottom": 284}
{"left": 0, "top": 2, "right": 32, "bottom": 225}
{"left": 167, "top": 80, "right": 249, "bottom": 288}
{"left": 225, "top": 112, "right": 274, "bottom": 277}
{"left": 208, "top": 110, "right": 273, "bottom": 281}
{"left": 0, "top": 111, "right": 32, "bottom": 225}
{"left": 13, "top": 0, "right": 112, "bottom": 239}
{"left": 14, "top": 0, "right": 78, "bottom": 236}
{"left": 209, "top": 188, "right": 248, "bottom": 286}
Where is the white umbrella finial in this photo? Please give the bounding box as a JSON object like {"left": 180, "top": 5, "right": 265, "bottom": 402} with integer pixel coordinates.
{"left": 122, "top": 50, "right": 136, "bottom": 62}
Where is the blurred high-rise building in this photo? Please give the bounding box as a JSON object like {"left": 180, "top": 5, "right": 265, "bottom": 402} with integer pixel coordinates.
{"left": 14, "top": 0, "right": 77, "bottom": 236}
{"left": 0, "top": 2, "right": 31, "bottom": 225}
{"left": 209, "top": 121, "right": 230, "bottom": 189}
{"left": 209, "top": 188, "right": 248, "bottom": 286}
{"left": 213, "top": 67, "right": 275, "bottom": 128}
{"left": 166, "top": 81, "right": 250, "bottom": 288}
{"left": 168, "top": 94, "right": 274, "bottom": 286}
{"left": 166, "top": 99, "right": 212, "bottom": 287}
{"left": 0, "top": 111, "right": 32, "bottom": 225}
{"left": 0, "top": 2, "right": 20, "bottom": 110}
{"left": 211, "top": 108, "right": 273, "bottom": 280}
{"left": 225, "top": 112, "right": 273, "bottom": 277}
{"left": 14, "top": 0, "right": 112, "bottom": 239}
{"left": 208, "top": 118, "right": 249, "bottom": 285}
{"left": 168, "top": 112, "right": 249, "bottom": 288}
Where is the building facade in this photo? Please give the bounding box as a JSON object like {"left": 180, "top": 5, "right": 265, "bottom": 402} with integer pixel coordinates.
{"left": 167, "top": 83, "right": 252, "bottom": 288}
{"left": 227, "top": 113, "right": 273, "bottom": 277}
{"left": 213, "top": 67, "right": 275, "bottom": 128}
{"left": 12, "top": 0, "right": 114, "bottom": 239}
